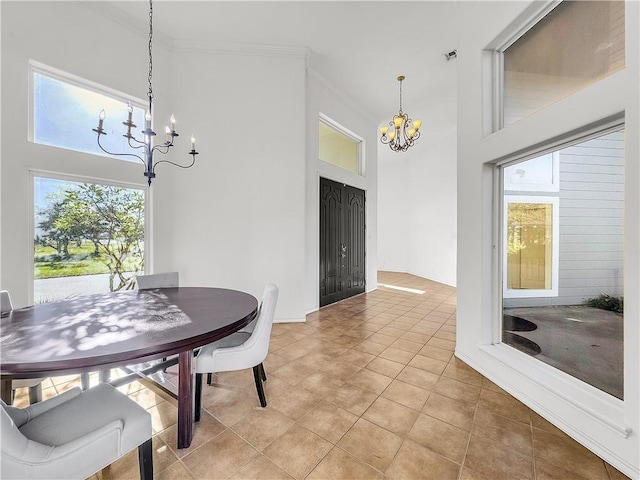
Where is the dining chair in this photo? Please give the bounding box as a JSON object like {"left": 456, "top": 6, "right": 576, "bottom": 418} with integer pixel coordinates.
{"left": 1, "top": 382, "right": 152, "bottom": 480}
{"left": 136, "top": 271, "right": 179, "bottom": 289}
{"left": 194, "top": 283, "right": 278, "bottom": 421}
{"left": 0, "top": 290, "right": 44, "bottom": 406}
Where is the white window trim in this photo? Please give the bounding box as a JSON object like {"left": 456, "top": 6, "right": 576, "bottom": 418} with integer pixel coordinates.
{"left": 318, "top": 112, "right": 365, "bottom": 176}
{"left": 29, "top": 169, "right": 150, "bottom": 303}
{"left": 503, "top": 194, "right": 559, "bottom": 298}
{"left": 28, "top": 60, "right": 147, "bottom": 146}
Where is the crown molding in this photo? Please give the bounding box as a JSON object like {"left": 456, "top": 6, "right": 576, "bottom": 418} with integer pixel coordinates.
{"left": 307, "top": 68, "right": 378, "bottom": 125}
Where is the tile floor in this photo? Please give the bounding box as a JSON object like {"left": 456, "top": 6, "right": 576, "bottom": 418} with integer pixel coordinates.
{"left": 12, "top": 272, "right": 630, "bottom": 480}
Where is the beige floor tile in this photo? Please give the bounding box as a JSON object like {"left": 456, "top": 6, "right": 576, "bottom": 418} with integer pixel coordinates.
{"left": 367, "top": 332, "right": 398, "bottom": 346}
{"left": 337, "top": 418, "right": 403, "bottom": 471}
{"left": 158, "top": 410, "right": 226, "bottom": 458}
{"left": 298, "top": 372, "right": 346, "bottom": 400}
{"left": 377, "top": 326, "right": 407, "bottom": 338}
{"left": 227, "top": 454, "right": 294, "bottom": 480}
{"left": 154, "top": 459, "right": 195, "bottom": 480}
{"left": 348, "top": 368, "right": 393, "bottom": 395}
{"left": 202, "top": 385, "right": 259, "bottom": 427}
{"left": 263, "top": 425, "right": 332, "bottom": 479}
{"left": 535, "top": 459, "right": 590, "bottom": 480}
{"left": 423, "top": 392, "right": 476, "bottom": 431}
{"left": 386, "top": 439, "right": 460, "bottom": 480}
{"left": 353, "top": 340, "right": 388, "bottom": 355}
{"left": 321, "top": 360, "right": 362, "bottom": 382}
{"left": 99, "top": 448, "right": 140, "bottom": 480}
{"left": 407, "top": 413, "right": 470, "bottom": 464}
{"left": 366, "top": 356, "right": 405, "bottom": 377}
{"left": 271, "top": 361, "right": 314, "bottom": 386}
{"left": 530, "top": 411, "right": 570, "bottom": 438}
{"left": 605, "top": 463, "right": 633, "bottom": 480}
{"left": 532, "top": 428, "right": 610, "bottom": 479}
{"left": 298, "top": 401, "right": 358, "bottom": 444}
{"left": 408, "top": 354, "right": 448, "bottom": 375}
{"left": 472, "top": 408, "right": 533, "bottom": 457}
{"left": 390, "top": 338, "right": 424, "bottom": 354}
{"left": 362, "top": 396, "right": 419, "bottom": 436}
{"left": 434, "top": 376, "right": 481, "bottom": 405}
{"left": 464, "top": 433, "right": 534, "bottom": 480}
{"left": 396, "top": 365, "right": 440, "bottom": 390}
{"left": 147, "top": 400, "right": 178, "bottom": 434}
{"left": 330, "top": 383, "right": 378, "bottom": 416}
{"left": 459, "top": 466, "right": 492, "bottom": 480}
{"left": 381, "top": 379, "right": 431, "bottom": 411}
{"left": 336, "top": 349, "right": 376, "bottom": 368}
{"left": 231, "top": 406, "right": 295, "bottom": 450}
{"left": 378, "top": 346, "right": 416, "bottom": 364}
{"left": 268, "top": 386, "right": 320, "bottom": 420}
{"left": 307, "top": 446, "right": 384, "bottom": 480}
{"left": 182, "top": 429, "right": 258, "bottom": 479}
{"left": 442, "top": 359, "right": 484, "bottom": 386}
{"left": 401, "top": 331, "right": 433, "bottom": 344}
{"left": 477, "top": 389, "right": 531, "bottom": 425}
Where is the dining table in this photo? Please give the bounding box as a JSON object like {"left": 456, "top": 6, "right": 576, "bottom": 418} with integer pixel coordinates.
{"left": 0, "top": 287, "right": 259, "bottom": 449}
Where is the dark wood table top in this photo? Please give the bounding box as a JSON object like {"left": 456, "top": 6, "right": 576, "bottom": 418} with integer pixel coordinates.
{"left": 1, "top": 287, "right": 258, "bottom": 379}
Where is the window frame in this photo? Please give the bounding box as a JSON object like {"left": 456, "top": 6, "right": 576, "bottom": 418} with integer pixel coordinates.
{"left": 502, "top": 194, "right": 560, "bottom": 298}
{"left": 28, "top": 60, "right": 147, "bottom": 158}
{"left": 318, "top": 113, "right": 365, "bottom": 176}
{"left": 29, "top": 169, "right": 150, "bottom": 303}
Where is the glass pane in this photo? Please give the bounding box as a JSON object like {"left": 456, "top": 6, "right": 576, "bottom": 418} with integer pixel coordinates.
{"left": 319, "top": 120, "right": 360, "bottom": 174}
{"left": 507, "top": 203, "right": 553, "bottom": 290}
{"left": 34, "top": 176, "right": 145, "bottom": 303}
{"left": 503, "top": 1, "right": 625, "bottom": 126}
{"left": 502, "top": 129, "right": 624, "bottom": 399}
{"left": 33, "top": 71, "right": 146, "bottom": 161}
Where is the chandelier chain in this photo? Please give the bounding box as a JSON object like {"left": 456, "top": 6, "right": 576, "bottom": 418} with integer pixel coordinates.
{"left": 398, "top": 78, "right": 403, "bottom": 114}
{"left": 147, "top": 0, "right": 154, "bottom": 110}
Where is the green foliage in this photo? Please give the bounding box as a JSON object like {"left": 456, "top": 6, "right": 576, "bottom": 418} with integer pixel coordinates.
{"left": 585, "top": 294, "right": 624, "bottom": 314}
{"left": 35, "top": 182, "right": 144, "bottom": 291}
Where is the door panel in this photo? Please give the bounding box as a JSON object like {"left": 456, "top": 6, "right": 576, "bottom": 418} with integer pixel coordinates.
{"left": 319, "top": 178, "right": 366, "bottom": 307}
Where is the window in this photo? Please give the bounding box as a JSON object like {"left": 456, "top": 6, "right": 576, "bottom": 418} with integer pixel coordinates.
{"left": 500, "top": 128, "right": 624, "bottom": 399}
{"left": 319, "top": 115, "right": 362, "bottom": 175}
{"left": 499, "top": 1, "right": 625, "bottom": 127}
{"left": 30, "top": 61, "right": 146, "bottom": 160}
{"left": 33, "top": 175, "right": 145, "bottom": 303}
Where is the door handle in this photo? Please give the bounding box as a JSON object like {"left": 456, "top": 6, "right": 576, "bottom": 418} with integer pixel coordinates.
{"left": 341, "top": 244, "right": 347, "bottom": 258}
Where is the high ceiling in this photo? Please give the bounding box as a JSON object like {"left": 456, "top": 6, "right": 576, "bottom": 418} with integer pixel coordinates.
{"left": 102, "top": 1, "right": 459, "bottom": 129}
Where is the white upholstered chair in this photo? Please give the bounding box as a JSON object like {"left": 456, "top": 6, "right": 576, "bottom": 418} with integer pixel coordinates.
{"left": 194, "top": 283, "right": 278, "bottom": 420}
{"left": 1, "top": 382, "right": 152, "bottom": 480}
{"left": 0, "top": 290, "right": 44, "bottom": 405}
{"left": 136, "top": 272, "right": 179, "bottom": 289}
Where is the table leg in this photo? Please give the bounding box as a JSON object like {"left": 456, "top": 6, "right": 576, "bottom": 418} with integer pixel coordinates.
{"left": 177, "top": 350, "right": 194, "bottom": 449}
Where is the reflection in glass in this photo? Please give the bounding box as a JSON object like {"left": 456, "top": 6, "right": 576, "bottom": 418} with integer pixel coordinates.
{"left": 501, "top": 130, "right": 624, "bottom": 399}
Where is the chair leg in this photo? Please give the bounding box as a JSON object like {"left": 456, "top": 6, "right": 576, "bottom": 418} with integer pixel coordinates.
{"left": 28, "top": 384, "right": 42, "bottom": 404}
{"left": 253, "top": 364, "right": 267, "bottom": 408}
{"left": 99, "top": 369, "right": 110, "bottom": 383}
{"left": 80, "top": 372, "right": 90, "bottom": 390}
{"left": 137, "top": 438, "right": 153, "bottom": 480}
{"left": 207, "top": 373, "right": 213, "bottom": 385}
{"left": 260, "top": 363, "right": 267, "bottom": 382}
{"left": 1, "top": 380, "right": 13, "bottom": 405}
{"left": 194, "top": 373, "right": 202, "bottom": 423}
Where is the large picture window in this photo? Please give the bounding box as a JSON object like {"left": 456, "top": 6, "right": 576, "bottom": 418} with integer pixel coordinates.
{"left": 33, "top": 174, "right": 146, "bottom": 303}
{"left": 500, "top": 128, "right": 624, "bottom": 399}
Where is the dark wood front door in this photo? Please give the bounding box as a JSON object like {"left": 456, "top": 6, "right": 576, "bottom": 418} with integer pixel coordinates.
{"left": 319, "top": 177, "right": 366, "bottom": 307}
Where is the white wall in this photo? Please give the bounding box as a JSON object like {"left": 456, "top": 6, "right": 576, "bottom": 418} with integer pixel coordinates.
{"left": 455, "top": 1, "right": 639, "bottom": 477}
{"left": 0, "top": 2, "right": 161, "bottom": 306}
{"left": 154, "top": 46, "right": 308, "bottom": 322}
{"left": 305, "top": 70, "right": 379, "bottom": 313}
{"left": 377, "top": 70, "right": 457, "bottom": 287}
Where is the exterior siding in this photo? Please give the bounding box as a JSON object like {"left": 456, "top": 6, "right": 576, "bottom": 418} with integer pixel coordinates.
{"left": 505, "top": 130, "right": 624, "bottom": 307}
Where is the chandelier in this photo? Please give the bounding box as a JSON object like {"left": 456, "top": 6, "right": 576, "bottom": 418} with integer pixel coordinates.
{"left": 92, "top": 0, "right": 198, "bottom": 186}
{"left": 379, "top": 76, "right": 422, "bottom": 152}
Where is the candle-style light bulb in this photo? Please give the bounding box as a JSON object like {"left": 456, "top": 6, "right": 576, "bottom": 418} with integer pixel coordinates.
{"left": 380, "top": 126, "right": 388, "bottom": 136}
{"left": 145, "top": 110, "right": 151, "bottom": 129}
{"left": 408, "top": 128, "right": 416, "bottom": 138}
{"left": 170, "top": 114, "right": 176, "bottom": 131}
{"left": 413, "top": 119, "right": 422, "bottom": 130}
{"left": 165, "top": 126, "right": 172, "bottom": 144}
{"left": 393, "top": 116, "right": 403, "bottom": 128}
{"left": 389, "top": 131, "right": 396, "bottom": 140}
{"left": 190, "top": 135, "right": 196, "bottom": 151}
{"left": 97, "top": 109, "right": 105, "bottom": 130}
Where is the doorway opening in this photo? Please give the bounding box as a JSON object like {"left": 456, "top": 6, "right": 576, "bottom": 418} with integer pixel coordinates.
{"left": 319, "top": 177, "right": 366, "bottom": 307}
